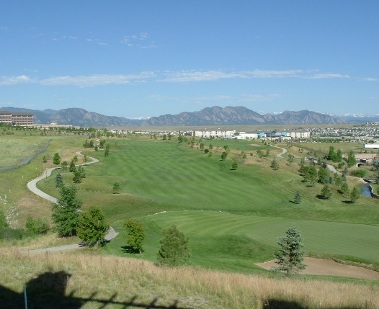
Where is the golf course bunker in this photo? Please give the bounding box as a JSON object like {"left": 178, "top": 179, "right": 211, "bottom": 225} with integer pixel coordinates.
{"left": 256, "top": 257, "right": 379, "bottom": 280}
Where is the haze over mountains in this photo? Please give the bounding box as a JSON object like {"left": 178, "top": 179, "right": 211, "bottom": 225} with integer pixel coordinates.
{"left": 1, "top": 106, "right": 378, "bottom": 127}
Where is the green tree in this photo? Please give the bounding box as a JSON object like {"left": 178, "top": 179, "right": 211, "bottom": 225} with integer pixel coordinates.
{"left": 273, "top": 227, "right": 306, "bottom": 276}
{"left": 124, "top": 219, "right": 145, "bottom": 253}
{"left": 105, "top": 143, "right": 110, "bottom": 157}
{"left": 271, "top": 158, "right": 279, "bottom": 170}
{"left": 327, "top": 146, "right": 336, "bottom": 161}
{"left": 73, "top": 170, "right": 82, "bottom": 183}
{"left": 304, "top": 165, "right": 318, "bottom": 186}
{"left": 347, "top": 150, "right": 356, "bottom": 167}
{"left": 55, "top": 173, "right": 64, "bottom": 188}
{"left": 320, "top": 184, "right": 332, "bottom": 199}
{"left": 53, "top": 153, "right": 61, "bottom": 165}
{"left": 335, "top": 149, "right": 343, "bottom": 162}
{"left": 157, "top": 225, "right": 191, "bottom": 266}
{"left": 113, "top": 182, "right": 121, "bottom": 194}
{"left": 350, "top": 186, "right": 360, "bottom": 203}
{"left": 52, "top": 186, "right": 82, "bottom": 237}
{"left": 340, "top": 182, "right": 349, "bottom": 197}
{"left": 372, "top": 160, "right": 379, "bottom": 171}
{"left": 318, "top": 166, "right": 331, "bottom": 184}
{"left": 61, "top": 161, "right": 68, "bottom": 171}
{"left": 77, "top": 207, "right": 109, "bottom": 247}
{"left": 69, "top": 159, "right": 76, "bottom": 172}
{"left": 221, "top": 151, "right": 228, "bottom": 161}
{"left": 231, "top": 160, "right": 238, "bottom": 170}
{"left": 293, "top": 190, "right": 301, "bottom": 204}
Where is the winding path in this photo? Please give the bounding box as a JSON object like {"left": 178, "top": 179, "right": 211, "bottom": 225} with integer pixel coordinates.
{"left": 26, "top": 152, "right": 118, "bottom": 253}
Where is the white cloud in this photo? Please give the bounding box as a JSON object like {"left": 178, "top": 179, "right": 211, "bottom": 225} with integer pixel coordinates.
{"left": 0, "top": 75, "right": 32, "bottom": 85}
{"left": 306, "top": 73, "right": 350, "bottom": 79}
{"left": 40, "top": 72, "right": 155, "bottom": 87}
{"left": 161, "top": 69, "right": 310, "bottom": 82}
{"left": 120, "top": 32, "right": 155, "bottom": 48}
{"left": 361, "top": 77, "right": 378, "bottom": 82}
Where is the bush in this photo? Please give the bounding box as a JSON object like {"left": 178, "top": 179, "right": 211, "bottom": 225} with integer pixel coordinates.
{"left": 26, "top": 216, "right": 49, "bottom": 235}
{"left": 350, "top": 169, "right": 367, "bottom": 178}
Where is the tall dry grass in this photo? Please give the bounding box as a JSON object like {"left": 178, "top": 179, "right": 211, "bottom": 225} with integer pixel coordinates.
{"left": 0, "top": 248, "right": 377, "bottom": 309}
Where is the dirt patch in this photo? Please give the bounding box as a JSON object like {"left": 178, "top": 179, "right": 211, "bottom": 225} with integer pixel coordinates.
{"left": 256, "top": 257, "right": 379, "bottom": 280}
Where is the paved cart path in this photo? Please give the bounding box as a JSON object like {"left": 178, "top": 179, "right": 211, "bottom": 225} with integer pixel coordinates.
{"left": 26, "top": 152, "right": 118, "bottom": 253}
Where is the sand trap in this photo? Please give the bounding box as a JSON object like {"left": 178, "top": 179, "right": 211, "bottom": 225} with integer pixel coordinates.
{"left": 256, "top": 257, "right": 379, "bottom": 280}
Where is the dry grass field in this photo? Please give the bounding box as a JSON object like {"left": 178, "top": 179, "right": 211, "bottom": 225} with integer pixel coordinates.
{"left": 0, "top": 247, "right": 378, "bottom": 309}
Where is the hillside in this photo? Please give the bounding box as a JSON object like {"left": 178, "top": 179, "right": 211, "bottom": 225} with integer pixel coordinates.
{"left": 1, "top": 106, "right": 345, "bottom": 127}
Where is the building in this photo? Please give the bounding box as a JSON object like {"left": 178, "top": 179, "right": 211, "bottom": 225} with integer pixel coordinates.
{"left": 0, "top": 111, "right": 34, "bottom": 126}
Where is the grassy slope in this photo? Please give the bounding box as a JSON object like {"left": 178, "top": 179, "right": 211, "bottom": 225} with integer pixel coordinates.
{"left": 35, "top": 137, "right": 379, "bottom": 273}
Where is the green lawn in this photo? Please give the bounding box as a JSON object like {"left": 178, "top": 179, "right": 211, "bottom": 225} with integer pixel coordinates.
{"left": 36, "top": 137, "right": 379, "bottom": 272}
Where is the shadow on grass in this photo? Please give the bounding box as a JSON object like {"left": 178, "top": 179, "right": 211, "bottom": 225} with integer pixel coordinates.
{"left": 263, "top": 299, "right": 362, "bottom": 309}
{"left": 121, "top": 245, "right": 143, "bottom": 254}
{"left": 0, "top": 271, "right": 191, "bottom": 309}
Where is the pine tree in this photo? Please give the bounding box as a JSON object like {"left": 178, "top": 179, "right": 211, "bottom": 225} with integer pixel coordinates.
{"left": 350, "top": 186, "right": 360, "bottom": 203}
{"left": 321, "top": 184, "right": 332, "bottom": 199}
{"left": 273, "top": 227, "right": 306, "bottom": 276}
{"left": 53, "top": 153, "right": 61, "bottom": 165}
{"left": 55, "top": 173, "right": 64, "bottom": 188}
{"left": 52, "top": 186, "right": 82, "bottom": 237}
{"left": 271, "top": 158, "right": 279, "bottom": 170}
{"left": 293, "top": 190, "right": 301, "bottom": 204}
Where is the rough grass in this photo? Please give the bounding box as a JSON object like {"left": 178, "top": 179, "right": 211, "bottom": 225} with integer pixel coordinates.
{"left": 0, "top": 248, "right": 378, "bottom": 309}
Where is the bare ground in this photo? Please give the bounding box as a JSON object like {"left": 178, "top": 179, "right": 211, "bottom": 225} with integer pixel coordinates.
{"left": 256, "top": 257, "right": 379, "bottom": 280}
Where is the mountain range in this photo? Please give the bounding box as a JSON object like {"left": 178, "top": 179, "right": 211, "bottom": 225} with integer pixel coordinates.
{"left": 1, "top": 106, "right": 377, "bottom": 127}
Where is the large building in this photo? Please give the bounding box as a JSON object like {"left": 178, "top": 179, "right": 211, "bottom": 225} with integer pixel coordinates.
{"left": 0, "top": 110, "right": 34, "bottom": 126}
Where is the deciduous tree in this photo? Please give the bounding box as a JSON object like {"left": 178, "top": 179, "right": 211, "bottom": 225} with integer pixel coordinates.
{"left": 157, "top": 225, "right": 191, "bottom": 266}
{"left": 124, "top": 219, "right": 145, "bottom": 253}
{"left": 77, "top": 207, "right": 109, "bottom": 247}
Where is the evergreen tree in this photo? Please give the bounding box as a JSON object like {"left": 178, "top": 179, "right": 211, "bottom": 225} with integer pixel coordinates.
{"left": 113, "top": 182, "right": 121, "bottom": 194}
{"left": 350, "top": 186, "right": 360, "bottom": 203}
{"left": 61, "top": 161, "right": 68, "bottom": 171}
{"left": 53, "top": 153, "right": 61, "bottom": 165}
{"left": 320, "top": 184, "right": 332, "bottom": 199}
{"left": 157, "top": 225, "right": 191, "bottom": 266}
{"left": 327, "top": 146, "right": 336, "bottom": 161}
{"left": 69, "top": 159, "right": 76, "bottom": 172}
{"left": 318, "top": 166, "right": 331, "bottom": 184}
{"left": 293, "top": 190, "right": 301, "bottom": 204}
{"left": 347, "top": 150, "right": 357, "bottom": 167}
{"left": 221, "top": 151, "right": 228, "bottom": 161}
{"left": 271, "top": 158, "right": 279, "bottom": 170}
{"left": 52, "top": 186, "right": 82, "bottom": 237}
{"left": 335, "top": 149, "right": 343, "bottom": 162}
{"left": 304, "top": 165, "right": 318, "bottom": 186}
{"left": 124, "top": 219, "right": 145, "bottom": 253}
{"left": 105, "top": 143, "right": 110, "bottom": 157}
{"left": 77, "top": 207, "right": 109, "bottom": 247}
{"left": 340, "top": 182, "right": 349, "bottom": 197}
{"left": 55, "top": 173, "right": 64, "bottom": 188}
{"left": 273, "top": 227, "right": 306, "bottom": 276}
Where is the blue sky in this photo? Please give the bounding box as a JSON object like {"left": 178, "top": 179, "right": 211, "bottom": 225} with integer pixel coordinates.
{"left": 0, "top": 1, "right": 378, "bottom": 118}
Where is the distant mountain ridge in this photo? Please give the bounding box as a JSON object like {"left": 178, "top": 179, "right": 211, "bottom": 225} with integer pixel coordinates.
{"left": 0, "top": 106, "right": 361, "bottom": 127}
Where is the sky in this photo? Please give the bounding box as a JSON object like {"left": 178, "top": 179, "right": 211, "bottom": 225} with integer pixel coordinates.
{"left": 0, "top": 1, "right": 378, "bottom": 118}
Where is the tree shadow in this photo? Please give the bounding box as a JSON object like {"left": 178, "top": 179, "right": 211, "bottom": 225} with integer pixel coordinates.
{"left": 263, "top": 299, "right": 308, "bottom": 309}
{"left": 121, "top": 245, "right": 143, "bottom": 254}
{"left": 0, "top": 271, "right": 191, "bottom": 309}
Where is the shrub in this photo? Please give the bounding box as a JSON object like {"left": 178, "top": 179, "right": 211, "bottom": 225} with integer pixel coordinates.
{"left": 26, "top": 216, "right": 49, "bottom": 235}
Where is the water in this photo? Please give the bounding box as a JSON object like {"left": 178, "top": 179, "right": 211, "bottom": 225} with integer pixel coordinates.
{"left": 361, "top": 184, "right": 372, "bottom": 197}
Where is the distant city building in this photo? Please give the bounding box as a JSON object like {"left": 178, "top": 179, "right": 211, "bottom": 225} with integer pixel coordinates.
{"left": 0, "top": 110, "right": 34, "bottom": 126}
